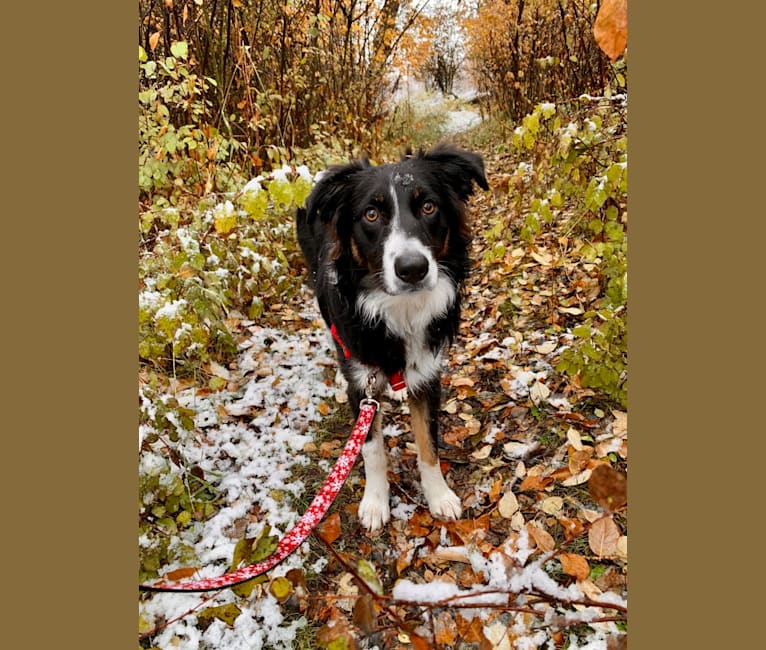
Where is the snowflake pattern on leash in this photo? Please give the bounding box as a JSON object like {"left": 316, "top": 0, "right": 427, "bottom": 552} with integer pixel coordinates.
{"left": 140, "top": 401, "right": 378, "bottom": 592}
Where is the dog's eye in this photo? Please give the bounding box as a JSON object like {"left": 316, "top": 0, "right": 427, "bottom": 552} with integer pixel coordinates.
{"left": 364, "top": 207, "right": 380, "bottom": 222}
{"left": 420, "top": 201, "right": 436, "bottom": 216}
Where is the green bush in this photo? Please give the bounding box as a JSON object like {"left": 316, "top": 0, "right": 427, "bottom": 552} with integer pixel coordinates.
{"left": 486, "top": 93, "right": 627, "bottom": 407}
{"left": 139, "top": 42, "right": 245, "bottom": 206}
{"left": 139, "top": 166, "right": 314, "bottom": 377}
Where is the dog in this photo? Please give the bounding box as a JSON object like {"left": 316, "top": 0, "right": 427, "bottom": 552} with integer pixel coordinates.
{"left": 295, "top": 144, "right": 488, "bottom": 531}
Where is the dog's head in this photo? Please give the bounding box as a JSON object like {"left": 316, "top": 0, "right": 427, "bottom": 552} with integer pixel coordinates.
{"left": 303, "top": 144, "right": 488, "bottom": 295}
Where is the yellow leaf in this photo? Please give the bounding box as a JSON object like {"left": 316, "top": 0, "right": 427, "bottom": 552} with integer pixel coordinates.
{"left": 593, "top": 0, "right": 628, "bottom": 62}
{"left": 269, "top": 576, "right": 293, "bottom": 603}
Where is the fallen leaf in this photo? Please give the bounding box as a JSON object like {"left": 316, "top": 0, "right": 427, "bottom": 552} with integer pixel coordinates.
{"left": 198, "top": 603, "right": 242, "bottom": 627}
{"left": 352, "top": 594, "right": 376, "bottom": 634}
{"left": 568, "top": 446, "right": 593, "bottom": 474}
{"left": 559, "top": 552, "right": 590, "bottom": 581}
{"left": 558, "top": 516, "right": 585, "bottom": 541}
{"left": 497, "top": 489, "right": 520, "bottom": 518}
{"left": 540, "top": 496, "right": 564, "bottom": 515}
{"left": 588, "top": 464, "right": 627, "bottom": 512}
{"left": 434, "top": 611, "right": 458, "bottom": 646}
{"left": 527, "top": 523, "right": 556, "bottom": 552}
{"left": 562, "top": 468, "right": 592, "bottom": 486}
{"left": 616, "top": 535, "right": 628, "bottom": 561}
{"left": 611, "top": 409, "right": 627, "bottom": 436}
{"left": 317, "top": 512, "right": 342, "bottom": 544}
{"left": 163, "top": 567, "right": 198, "bottom": 581}
{"left": 471, "top": 444, "right": 493, "bottom": 460}
{"left": 589, "top": 516, "right": 621, "bottom": 557}
{"left": 566, "top": 427, "right": 583, "bottom": 450}
{"left": 148, "top": 31, "right": 161, "bottom": 51}
{"left": 269, "top": 576, "right": 293, "bottom": 603}
{"left": 593, "top": 0, "right": 628, "bottom": 62}
{"left": 529, "top": 380, "right": 550, "bottom": 404}
{"left": 535, "top": 340, "right": 558, "bottom": 354}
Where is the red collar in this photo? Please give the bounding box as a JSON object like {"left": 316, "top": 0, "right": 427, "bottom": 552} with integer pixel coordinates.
{"left": 330, "top": 323, "right": 407, "bottom": 391}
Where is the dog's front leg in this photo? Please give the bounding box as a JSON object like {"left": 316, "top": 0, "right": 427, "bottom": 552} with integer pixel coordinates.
{"left": 410, "top": 380, "right": 462, "bottom": 521}
{"left": 358, "top": 412, "right": 390, "bottom": 531}
{"left": 350, "top": 386, "right": 390, "bottom": 532}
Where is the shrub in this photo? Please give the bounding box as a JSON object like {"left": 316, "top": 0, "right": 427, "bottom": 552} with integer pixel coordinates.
{"left": 138, "top": 165, "right": 314, "bottom": 377}
{"left": 485, "top": 93, "right": 627, "bottom": 407}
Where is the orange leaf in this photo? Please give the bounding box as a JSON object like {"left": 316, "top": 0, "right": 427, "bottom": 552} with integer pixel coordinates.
{"left": 527, "top": 523, "right": 556, "bottom": 552}
{"left": 588, "top": 516, "right": 621, "bottom": 557}
{"left": 434, "top": 611, "right": 458, "bottom": 645}
{"left": 164, "top": 566, "right": 197, "bottom": 581}
{"left": 412, "top": 633, "right": 432, "bottom": 650}
{"left": 559, "top": 552, "right": 590, "bottom": 581}
{"left": 148, "top": 31, "right": 161, "bottom": 51}
{"left": 317, "top": 512, "right": 342, "bottom": 544}
{"left": 593, "top": 0, "right": 628, "bottom": 61}
{"left": 557, "top": 516, "right": 585, "bottom": 541}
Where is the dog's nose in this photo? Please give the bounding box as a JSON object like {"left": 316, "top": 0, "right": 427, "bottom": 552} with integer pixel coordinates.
{"left": 394, "top": 253, "right": 429, "bottom": 284}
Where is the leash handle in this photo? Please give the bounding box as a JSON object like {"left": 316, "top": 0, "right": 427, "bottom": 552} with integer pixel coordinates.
{"left": 139, "top": 400, "right": 378, "bottom": 593}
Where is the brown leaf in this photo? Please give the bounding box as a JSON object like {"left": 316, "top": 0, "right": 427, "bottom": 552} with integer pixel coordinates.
{"left": 316, "top": 609, "right": 358, "bottom": 650}
{"left": 593, "top": 0, "right": 628, "bottom": 61}
{"left": 526, "top": 523, "right": 556, "bottom": 552}
{"left": 568, "top": 445, "right": 593, "bottom": 474}
{"left": 434, "top": 611, "right": 458, "bottom": 646}
{"left": 352, "top": 594, "right": 376, "bottom": 635}
{"left": 317, "top": 512, "right": 342, "bottom": 544}
{"left": 148, "top": 31, "right": 161, "bottom": 51}
{"left": 456, "top": 613, "right": 486, "bottom": 643}
{"left": 588, "top": 464, "right": 627, "bottom": 512}
{"left": 559, "top": 552, "right": 590, "bottom": 581}
{"left": 557, "top": 516, "right": 585, "bottom": 541}
{"left": 588, "top": 516, "right": 621, "bottom": 557}
{"left": 163, "top": 566, "right": 197, "bottom": 581}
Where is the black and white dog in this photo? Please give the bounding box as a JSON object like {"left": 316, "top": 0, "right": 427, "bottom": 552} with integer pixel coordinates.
{"left": 296, "top": 144, "right": 488, "bottom": 531}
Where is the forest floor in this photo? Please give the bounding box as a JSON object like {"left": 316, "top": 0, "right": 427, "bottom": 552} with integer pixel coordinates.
{"left": 139, "top": 93, "right": 628, "bottom": 650}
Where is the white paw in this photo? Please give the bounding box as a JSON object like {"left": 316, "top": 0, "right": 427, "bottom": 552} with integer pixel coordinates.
{"left": 426, "top": 486, "right": 462, "bottom": 521}
{"left": 358, "top": 489, "right": 390, "bottom": 532}
{"left": 419, "top": 462, "right": 462, "bottom": 521}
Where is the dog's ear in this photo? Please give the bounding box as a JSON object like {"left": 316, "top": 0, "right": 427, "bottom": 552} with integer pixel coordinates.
{"left": 419, "top": 144, "right": 489, "bottom": 200}
{"left": 302, "top": 158, "right": 371, "bottom": 225}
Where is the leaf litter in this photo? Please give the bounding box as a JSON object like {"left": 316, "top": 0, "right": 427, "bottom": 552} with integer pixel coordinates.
{"left": 140, "top": 146, "right": 628, "bottom": 648}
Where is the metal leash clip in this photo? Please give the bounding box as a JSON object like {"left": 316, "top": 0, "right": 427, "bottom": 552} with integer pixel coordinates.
{"left": 360, "top": 370, "right": 380, "bottom": 411}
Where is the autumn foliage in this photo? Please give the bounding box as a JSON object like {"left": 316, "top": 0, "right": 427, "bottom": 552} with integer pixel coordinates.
{"left": 140, "top": 0, "right": 426, "bottom": 170}
{"left": 464, "top": 0, "right": 622, "bottom": 121}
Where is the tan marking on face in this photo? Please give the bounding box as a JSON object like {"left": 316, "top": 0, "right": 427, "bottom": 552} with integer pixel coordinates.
{"left": 351, "top": 238, "right": 365, "bottom": 265}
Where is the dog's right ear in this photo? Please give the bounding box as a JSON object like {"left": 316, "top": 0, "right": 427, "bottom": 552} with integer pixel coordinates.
{"left": 301, "top": 158, "right": 371, "bottom": 225}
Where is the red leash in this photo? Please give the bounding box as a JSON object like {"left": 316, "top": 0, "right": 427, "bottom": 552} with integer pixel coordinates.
{"left": 139, "top": 399, "right": 379, "bottom": 593}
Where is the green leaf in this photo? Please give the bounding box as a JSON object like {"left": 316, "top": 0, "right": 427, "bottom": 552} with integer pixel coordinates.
{"left": 139, "top": 45, "right": 148, "bottom": 63}
{"left": 198, "top": 603, "right": 241, "bottom": 627}
{"left": 356, "top": 559, "right": 384, "bottom": 595}
{"left": 170, "top": 41, "right": 189, "bottom": 60}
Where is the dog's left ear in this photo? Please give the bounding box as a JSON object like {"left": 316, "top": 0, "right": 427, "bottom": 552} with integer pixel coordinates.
{"left": 420, "top": 144, "right": 489, "bottom": 200}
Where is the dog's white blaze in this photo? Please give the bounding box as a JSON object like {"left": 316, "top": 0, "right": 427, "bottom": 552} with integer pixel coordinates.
{"left": 382, "top": 182, "right": 438, "bottom": 294}
{"left": 418, "top": 460, "right": 462, "bottom": 520}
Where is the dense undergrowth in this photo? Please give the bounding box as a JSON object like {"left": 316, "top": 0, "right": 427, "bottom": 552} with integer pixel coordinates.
{"left": 139, "top": 5, "right": 628, "bottom": 642}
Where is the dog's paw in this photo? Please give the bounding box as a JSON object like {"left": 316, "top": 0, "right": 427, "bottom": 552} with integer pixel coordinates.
{"left": 420, "top": 464, "right": 462, "bottom": 521}
{"left": 425, "top": 486, "right": 462, "bottom": 521}
{"left": 358, "top": 490, "right": 390, "bottom": 532}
